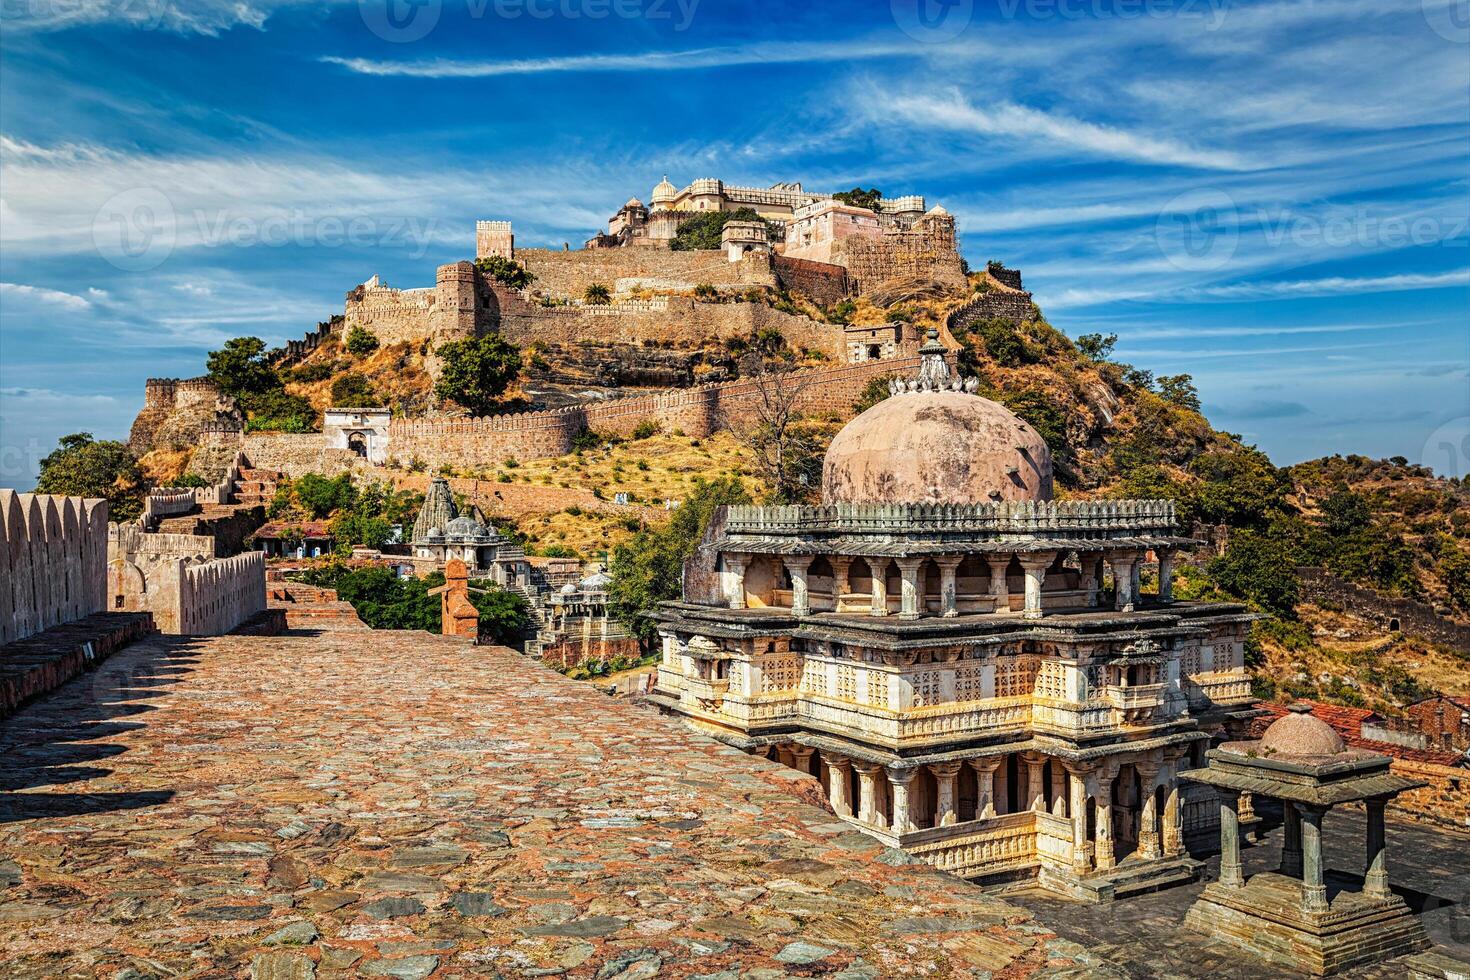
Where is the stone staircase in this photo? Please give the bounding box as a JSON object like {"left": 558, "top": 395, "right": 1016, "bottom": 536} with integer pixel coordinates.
{"left": 233, "top": 466, "right": 283, "bottom": 507}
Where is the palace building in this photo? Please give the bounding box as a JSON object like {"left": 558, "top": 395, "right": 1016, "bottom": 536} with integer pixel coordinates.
{"left": 650, "top": 332, "right": 1261, "bottom": 901}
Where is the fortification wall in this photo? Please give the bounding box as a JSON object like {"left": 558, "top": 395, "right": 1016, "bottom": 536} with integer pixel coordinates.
{"left": 517, "top": 248, "right": 774, "bottom": 299}
{"left": 842, "top": 228, "right": 965, "bottom": 292}
{"left": 1, "top": 490, "right": 109, "bottom": 646}
{"left": 1388, "top": 758, "right": 1470, "bottom": 829}
{"left": 343, "top": 282, "right": 437, "bottom": 346}
{"left": 948, "top": 290, "right": 1037, "bottom": 332}
{"left": 1298, "top": 566, "right": 1470, "bottom": 652}
{"left": 386, "top": 355, "right": 919, "bottom": 471}
{"left": 240, "top": 433, "right": 377, "bottom": 480}
{"left": 178, "top": 551, "right": 266, "bottom": 636}
{"left": 498, "top": 296, "right": 844, "bottom": 359}
{"left": 773, "top": 255, "right": 852, "bottom": 306}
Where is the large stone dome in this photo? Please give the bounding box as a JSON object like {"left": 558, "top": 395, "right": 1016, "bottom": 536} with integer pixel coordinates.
{"left": 1256, "top": 703, "right": 1346, "bottom": 758}
{"left": 822, "top": 388, "right": 1053, "bottom": 505}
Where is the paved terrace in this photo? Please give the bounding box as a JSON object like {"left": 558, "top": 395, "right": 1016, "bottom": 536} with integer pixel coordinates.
{"left": 0, "top": 626, "right": 1115, "bottom": 979}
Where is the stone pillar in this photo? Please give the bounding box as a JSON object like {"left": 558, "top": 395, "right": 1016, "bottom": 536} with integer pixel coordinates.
{"left": 1162, "top": 779, "right": 1183, "bottom": 857}
{"left": 896, "top": 558, "right": 923, "bottom": 620}
{"left": 987, "top": 556, "right": 1012, "bottom": 614}
{"left": 1130, "top": 561, "right": 1142, "bottom": 607}
{"left": 1218, "top": 793, "right": 1244, "bottom": 887}
{"left": 723, "top": 553, "right": 747, "bottom": 610}
{"left": 1050, "top": 763, "right": 1067, "bottom": 816}
{"left": 888, "top": 767, "right": 916, "bottom": 834}
{"left": 1110, "top": 554, "right": 1137, "bottom": 612}
{"left": 830, "top": 557, "right": 852, "bottom": 607}
{"left": 1364, "top": 797, "right": 1390, "bottom": 899}
{"left": 853, "top": 763, "right": 881, "bottom": 825}
{"left": 1019, "top": 553, "right": 1053, "bottom": 621}
{"left": 972, "top": 758, "right": 1002, "bottom": 819}
{"left": 789, "top": 745, "right": 815, "bottom": 777}
{"left": 1157, "top": 550, "right": 1175, "bottom": 604}
{"left": 776, "top": 744, "right": 795, "bottom": 768}
{"left": 826, "top": 756, "right": 853, "bottom": 818}
{"left": 1069, "top": 768, "right": 1092, "bottom": 873}
{"left": 1094, "top": 775, "right": 1116, "bottom": 870}
{"left": 1025, "top": 755, "right": 1047, "bottom": 812}
{"left": 869, "top": 561, "right": 889, "bottom": 617}
{"left": 1299, "top": 805, "right": 1329, "bottom": 914}
{"left": 936, "top": 557, "right": 962, "bottom": 618}
{"left": 1080, "top": 557, "right": 1099, "bottom": 608}
{"left": 1137, "top": 766, "right": 1161, "bottom": 859}
{"left": 1280, "top": 801, "right": 1303, "bottom": 877}
{"left": 932, "top": 762, "right": 962, "bottom": 827}
{"left": 784, "top": 556, "right": 813, "bottom": 617}
{"left": 1237, "top": 790, "right": 1256, "bottom": 823}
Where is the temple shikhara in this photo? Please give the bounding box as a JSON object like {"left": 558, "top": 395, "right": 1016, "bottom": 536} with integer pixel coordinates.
{"left": 651, "top": 333, "right": 1262, "bottom": 900}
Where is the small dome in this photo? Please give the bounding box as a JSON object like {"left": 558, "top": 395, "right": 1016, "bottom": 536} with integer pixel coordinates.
{"left": 1257, "top": 703, "right": 1346, "bottom": 758}
{"left": 581, "top": 570, "right": 612, "bottom": 590}
{"left": 560, "top": 583, "right": 578, "bottom": 595}
{"left": 624, "top": 197, "right": 644, "bottom": 210}
{"left": 651, "top": 175, "right": 677, "bottom": 205}
{"left": 822, "top": 391, "right": 1052, "bottom": 505}
{"left": 928, "top": 204, "right": 949, "bottom": 215}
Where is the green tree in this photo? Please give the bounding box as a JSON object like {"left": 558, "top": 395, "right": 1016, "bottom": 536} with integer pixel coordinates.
{"left": 1319, "top": 489, "right": 1371, "bottom": 537}
{"left": 292, "top": 472, "right": 357, "bottom": 519}
{"left": 1189, "top": 446, "right": 1292, "bottom": 529}
{"left": 344, "top": 325, "right": 379, "bottom": 357}
{"left": 669, "top": 207, "right": 772, "bottom": 251}
{"left": 34, "top": 433, "right": 144, "bottom": 522}
{"left": 1208, "top": 529, "right": 1300, "bottom": 618}
{"left": 833, "top": 186, "right": 883, "bottom": 211}
{"left": 243, "top": 389, "right": 318, "bottom": 433}
{"left": 434, "top": 335, "right": 523, "bottom": 415}
{"left": 1076, "top": 332, "right": 1117, "bottom": 362}
{"left": 1156, "top": 374, "right": 1202, "bottom": 412}
{"left": 583, "top": 283, "right": 611, "bottom": 304}
{"left": 471, "top": 587, "right": 531, "bottom": 645}
{"left": 329, "top": 372, "right": 382, "bottom": 408}
{"left": 206, "top": 336, "right": 277, "bottom": 399}
{"left": 474, "top": 255, "right": 535, "bottom": 289}
{"left": 607, "top": 477, "right": 751, "bottom": 648}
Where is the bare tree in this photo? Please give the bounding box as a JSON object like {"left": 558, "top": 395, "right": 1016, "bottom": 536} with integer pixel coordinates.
{"left": 733, "top": 353, "right": 823, "bottom": 504}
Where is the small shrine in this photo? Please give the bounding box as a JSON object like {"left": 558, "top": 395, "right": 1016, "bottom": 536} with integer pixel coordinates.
{"left": 1180, "top": 703, "right": 1429, "bottom": 975}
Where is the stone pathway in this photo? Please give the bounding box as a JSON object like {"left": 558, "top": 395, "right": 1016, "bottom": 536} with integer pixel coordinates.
{"left": 0, "top": 628, "right": 1113, "bottom": 978}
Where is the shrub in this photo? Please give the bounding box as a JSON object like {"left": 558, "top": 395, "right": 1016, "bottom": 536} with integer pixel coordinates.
{"left": 693, "top": 283, "right": 717, "bottom": 299}
{"left": 631, "top": 419, "right": 659, "bottom": 440}
{"left": 329, "top": 372, "right": 382, "bottom": 408}
{"left": 344, "top": 325, "right": 379, "bottom": 357}
{"left": 474, "top": 255, "right": 534, "bottom": 289}
{"left": 584, "top": 283, "right": 611, "bottom": 305}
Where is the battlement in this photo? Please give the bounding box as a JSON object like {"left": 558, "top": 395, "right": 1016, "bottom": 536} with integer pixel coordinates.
{"left": 476, "top": 219, "right": 515, "bottom": 260}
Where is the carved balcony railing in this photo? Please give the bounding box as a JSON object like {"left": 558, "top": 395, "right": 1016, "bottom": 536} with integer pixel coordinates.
{"left": 723, "top": 499, "right": 1178, "bottom": 538}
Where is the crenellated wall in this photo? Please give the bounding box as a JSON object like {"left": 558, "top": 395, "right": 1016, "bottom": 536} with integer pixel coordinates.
{"left": 386, "top": 355, "right": 919, "bottom": 470}
{"left": 178, "top": 551, "right": 267, "bottom": 636}
{"left": 1, "top": 490, "right": 109, "bottom": 646}
{"left": 517, "top": 247, "right": 775, "bottom": 300}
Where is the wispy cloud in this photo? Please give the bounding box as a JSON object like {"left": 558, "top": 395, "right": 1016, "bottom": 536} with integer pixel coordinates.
{"left": 0, "top": 282, "right": 94, "bottom": 311}
{"left": 0, "top": 0, "right": 336, "bottom": 34}
{"left": 1188, "top": 269, "right": 1470, "bottom": 300}
{"left": 322, "top": 38, "right": 924, "bottom": 79}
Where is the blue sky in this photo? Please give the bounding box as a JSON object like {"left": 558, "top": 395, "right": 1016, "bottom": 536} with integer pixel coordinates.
{"left": 2, "top": 0, "right": 1468, "bottom": 489}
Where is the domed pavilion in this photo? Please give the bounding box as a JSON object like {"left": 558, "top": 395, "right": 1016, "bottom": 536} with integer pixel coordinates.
{"left": 650, "top": 333, "right": 1263, "bottom": 901}
{"left": 1180, "top": 703, "right": 1430, "bottom": 975}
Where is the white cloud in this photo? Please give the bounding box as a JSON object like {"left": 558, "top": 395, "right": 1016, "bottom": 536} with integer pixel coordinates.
{"left": 0, "top": 0, "right": 339, "bottom": 34}
{"left": 0, "top": 282, "right": 93, "bottom": 311}
{"left": 1188, "top": 269, "right": 1470, "bottom": 300}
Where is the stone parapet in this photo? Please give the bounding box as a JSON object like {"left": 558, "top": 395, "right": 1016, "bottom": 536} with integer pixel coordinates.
{"left": 1, "top": 490, "right": 109, "bottom": 646}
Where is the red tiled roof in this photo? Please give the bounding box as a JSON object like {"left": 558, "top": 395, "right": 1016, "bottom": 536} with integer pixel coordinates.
{"left": 1253, "top": 700, "right": 1465, "bottom": 767}
{"left": 254, "top": 520, "right": 333, "bottom": 540}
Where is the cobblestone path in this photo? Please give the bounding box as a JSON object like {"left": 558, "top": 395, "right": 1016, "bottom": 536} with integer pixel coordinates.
{"left": 0, "top": 630, "right": 1110, "bottom": 979}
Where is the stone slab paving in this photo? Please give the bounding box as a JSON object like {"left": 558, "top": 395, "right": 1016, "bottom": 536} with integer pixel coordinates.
{"left": 1006, "top": 800, "right": 1470, "bottom": 979}
{"left": 0, "top": 629, "right": 1116, "bottom": 979}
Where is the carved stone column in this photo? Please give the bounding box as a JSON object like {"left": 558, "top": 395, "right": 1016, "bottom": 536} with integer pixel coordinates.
{"left": 1237, "top": 790, "right": 1256, "bottom": 823}
{"left": 1024, "top": 754, "right": 1047, "bottom": 812}
{"left": 1218, "top": 793, "right": 1244, "bottom": 887}
{"left": 1019, "top": 552, "right": 1054, "bottom": 621}
{"left": 789, "top": 745, "right": 815, "bottom": 777}
{"left": 987, "top": 556, "right": 1012, "bottom": 614}
{"left": 1094, "top": 773, "right": 1116, "bottom": 870}
{"left": 1157, "top": 549, "right": 1175, "bottom": 604}
{"left": 1111, "top": 553, "right": 1137, "bottom": 612}
{"left": 830, "top": 557, "right": 853, "bottom": 608}
{"left": 936, "top": 556, "right": 962, "bottom": 618}
{"left": 1162, "top": 778, "right": 1184, "bottom": 857}
{"left": 896, "top": 558, "right": 924, "bottom": 620}
{"left": 1069, "top": 767, "right": 1093, "bottom": 873}
{"left": 1050, "top": 762, "right": 1067, "bottom": 816}
{"left": 888, "top": 766, "right": 916, "bottom": 834}
{"left": 852, "top": 762, "right": 881, "bottom": 825}
{"left": 775, "top": 744, "right": 795, "bottom": 768}
{"left": 931, "top": 762, "right": 962, "bottom": 827}
{"left": 783, "top": 556, "right": 813, "bottom": 617}
{"left": 1080, "top": 557, "right": 1099, "bottom": 608}
{"left": 1299, "top": 804, "right": 1329, "bottom": 914}
{"left": 869, "top": 561, "right": 889, "bottom": 617}
{"left": 1364, "top": 797, "right": 1390, "bottom": 898}
{"left": 1136, "top": 764, "right": 1161, "bottom": 859}
{"left": 826, "top": 755, "right": 853, "bottom": 818}
{"left": 722, "top": 553, "right": 748, "bottom": 609}
{"left": 971, "top": 757, "right": 1002, "bottom": 819}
